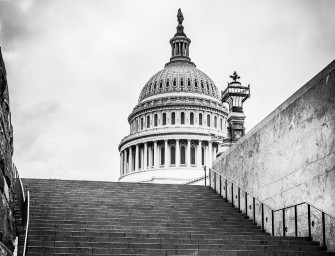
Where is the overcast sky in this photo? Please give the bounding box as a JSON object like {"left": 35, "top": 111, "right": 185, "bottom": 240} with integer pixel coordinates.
{"left": 0, "top": 0, "right": 334, "bottom": 182}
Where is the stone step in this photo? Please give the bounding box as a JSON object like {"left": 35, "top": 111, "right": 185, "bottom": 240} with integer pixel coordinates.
{"left": 18, "top": 179, "right": 331, "bottom": 256}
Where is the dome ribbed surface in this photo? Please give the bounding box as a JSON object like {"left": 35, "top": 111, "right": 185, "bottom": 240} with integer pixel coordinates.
{"left": 139, "top": 61, "right": 220, "bottom": 103}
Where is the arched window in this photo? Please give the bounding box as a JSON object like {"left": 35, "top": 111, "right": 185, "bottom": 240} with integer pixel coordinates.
{"left": 154, "top": 81, "right": 157, "bottom": 90}
{"left": 162, "top": 113, "right": 166, "bottom": 125}
{"left": 181, "top": 112, "right": 185, "bottom": 124}
{"left": 180, "top": 145, "right": 186, "bottom": 165}
{"left": 214, "top": 116, "right": 217, "bottom": 128}
{"left": 188, "top": 78, "right": 191, "bottom": 87}
{"left": 171, "top": 112, "right": 175, "bottom": 125}
{"left": 206, "top": 82, "right": 210, "bottom": 92}
{"left": 194, "top": 79, "right": 198, "bottom": 88}
{"left": 190, "top": 145, "right": 196, "bottom": 165}
{"left": 220, "top": 118, "right": 223, "bottom": 130}
{"left": 141, "top": 118, "right": 144, "bottom": 130}
{"left": 170, "top": 145, "right": 176, "bottom": 165}
{"left": 160, "top": 146, "right": 165, "bottom": 166}
{"left": 201, "top": 147, "right": 205, "bottom": 165}
{"left": 201, "top": 81, "right": 204, "bottom": 90}
{"left": 190, "top": 112, "right": 194, "bottom": 125}
{"left": 160, "top": 80, "right": 163, "bottom": 89}
{"left": 180, "top": 78, "right": 184, "bottom": 87}
{"left": 207, "top": 114, "right": 211, "bottom": 127}
{"left": 154, "top": 114, "right": 158, "bottom": 127}
{"left": 173, "top": 78, "right": 177, "bottom": 87}
{"left": 147, "top": 116, "right": 150, "bottom": 128}
{"left": 199, "top": 113, "right": 203, "bottom": 126}
{"left": 166, "top": 79, "right": 170, "bottom": 88}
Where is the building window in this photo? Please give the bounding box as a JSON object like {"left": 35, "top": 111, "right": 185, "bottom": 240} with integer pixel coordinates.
{"left": 220, "top": 118, "right": 223, "bottom": 130}
{"left": 214, "top": 116, "right": 217, "bottom": 128}
{"left": 141, "top": 118, "right": 144, "bottom": 130}
{"left": 160, "top": 146, "right": 165, "bottom": 166}
{"left": 190, "top": 145, "right": 196, "bottom": 165}
{"left": 207, "top": 114, "right": 210, "bottom": 127}
{"left": 170, "top": 145, "right": 176, "bottom": 165}
{"left": 180, "top": 145, "right": 186, "bottom": 165}
{"left": 190, "top": 112, "right": 194, "bottom": 125}
{"left": 163, "top": 113, "right": 166, "bottom": 125}
{"left": 194, "top": 79, "right": 198, "bottom": 88}
{"left": 199, "top": 113, "right": 202, "bottom": 126}
{"left": 147, "top": 116, "right": 150, "bottom": 128}
{"left": 181, "top": 112, "right": 185, "bottom": 124}
{"left": 173, "top": 78, "right": 177, "bottom": 87}
{"left": 160, "top": 80, "right": 163, "bottom": 89}
{"left": 180, "top": 78, "right": 184, "bottom": 87}
{"left": 201, "top": 147, "right": 205, "bottom": 165}
{"left": 188, "top": 78, "right": 191, "bottom": 87}
{"left": 171, "top": 112, "right": 175, "bottom": 125}
{"left": 166, "top": 79, "right": 170, "bottom": 88}
{"left": 154, "top": 114, "right": 158, "bottom": 126}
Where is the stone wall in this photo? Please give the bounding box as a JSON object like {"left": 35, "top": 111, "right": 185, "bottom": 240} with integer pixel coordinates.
{"left": 212, "top": 59, "right": 335, "bottom": 249}
{"left": 0, "top": 48, "right": 15, "bottom": 256}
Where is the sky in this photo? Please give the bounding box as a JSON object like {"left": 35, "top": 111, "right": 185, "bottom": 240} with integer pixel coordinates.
{"left": 0, "top": 0, "right": 334, "bottom": 182}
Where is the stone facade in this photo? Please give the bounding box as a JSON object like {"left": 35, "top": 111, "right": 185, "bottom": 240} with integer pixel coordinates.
{"left": 0, "top": 47, "right": 15, "bottom": 256}
{"left": 212, "top": 60, "right": 335, "bottom": 250}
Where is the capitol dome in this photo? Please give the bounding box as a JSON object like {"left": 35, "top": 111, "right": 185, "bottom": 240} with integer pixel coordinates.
{"left": 118, "top": 9, "right": 228, "bottom": 184}
{"left": 138, "top": 61, "right": 220, "bottom": 103}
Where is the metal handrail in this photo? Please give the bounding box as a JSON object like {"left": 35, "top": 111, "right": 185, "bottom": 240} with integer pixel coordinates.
{"left": 22, "top": 191, "right": 30, "bottom": 256}
{"left": 204, "top": 166, "right": 335, "bottom": 250}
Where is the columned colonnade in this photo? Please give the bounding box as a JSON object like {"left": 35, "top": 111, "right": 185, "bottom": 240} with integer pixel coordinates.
{"left": 120, "top": 139, "right": 218, "bottom": 176}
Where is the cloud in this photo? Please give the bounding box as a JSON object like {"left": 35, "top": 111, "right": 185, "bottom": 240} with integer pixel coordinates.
{"left": 0, "top": 0, "right": 34, "bottom": 50}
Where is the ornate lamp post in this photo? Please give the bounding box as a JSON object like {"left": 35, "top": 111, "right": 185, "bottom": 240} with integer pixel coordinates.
{"left": 221, "top": 71, "right": 250, "bottom": 148}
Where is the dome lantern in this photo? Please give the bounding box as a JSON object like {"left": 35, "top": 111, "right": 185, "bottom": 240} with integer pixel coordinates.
{"left": 168, "top": 9, "right": 193, "bottom": 65}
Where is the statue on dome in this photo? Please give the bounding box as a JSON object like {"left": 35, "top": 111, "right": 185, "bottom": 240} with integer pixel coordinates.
{"left": 177, "top": 8, "right": 184, "bottom": 25}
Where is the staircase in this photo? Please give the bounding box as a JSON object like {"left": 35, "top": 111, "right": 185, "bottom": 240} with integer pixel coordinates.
{"left": 19, "top": 179, "right": 334, "bottom": 255}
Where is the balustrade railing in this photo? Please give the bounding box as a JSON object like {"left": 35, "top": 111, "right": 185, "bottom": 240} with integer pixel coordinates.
{"left": 204, "top": 166, "right": 335, "bottom": 250}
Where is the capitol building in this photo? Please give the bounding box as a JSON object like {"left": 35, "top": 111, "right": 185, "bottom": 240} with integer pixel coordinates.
{"left": 118, "top": 10, "right": 248, "bottom": 184}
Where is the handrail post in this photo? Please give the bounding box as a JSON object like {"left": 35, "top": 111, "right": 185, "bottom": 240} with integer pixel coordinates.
{"left": 231, "top": 183, "right": 234, "bottom": 207}
{"left": 307, "top": 204, "right": 311, "bottom": 238}
{"left": 322, "top": 212, "right": 326, "bottom": 249}
{"left": 238, "top": 188, "right": 241, "bottom": 213}
{"left": 294, "top": 205, "right": 298, "bottom": 237}
{"left": 253, "top": 197, "right": 256, "bottom": 224}
{"left": 209, "top": 168, "right": 211, "bottom": 188}
{"left": 204, "top": 167, "right": 207, "bottom": 186}
{"left": 272, "top": 210, "right": 274, "bottom": 236}
{"left": 261, "top": 203, "right": 264, "bottom": 232}
{"left": 219, "top": 176, "right": 222, "bottom": 196}
{"left": 283, "top": 209, "right": 286, "bottom": 237}
{"left": 225, "top": 179, "right": 228, "bottom": 202}
{"left": 245, "top": 192, "right": 248, "bottom": 218}
{"left": 214, "top": 172, "right": 217, "bottom": 192}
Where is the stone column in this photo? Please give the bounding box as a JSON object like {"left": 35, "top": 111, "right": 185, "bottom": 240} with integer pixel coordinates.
{"left": 120, "top": 151, "right": 123, "bottom": 176}
{"left": 208, "top": 141, "right": 213, "bottom": 167}
{"left": 135, "top": 144, "right": 139, "bottom": 172}
{"left": 186, "top": 139, "right": 191, "bottom": 167}
{"left": 154, "top": 141, "right": 158, "bottom": 169}
{"left": 176, "top": 139, "right": 180, "bottom": 167}
{"left": 129, "top": 147, "right": 133, "bottom": 172}
{"left": 124, "top": 149, "right": 128, "bottom": 173}
{"left": 143, "top": 142, "right": 148, "bottom": 170}
{"left": 148, "top": 145, "right": 152, "bottom": 168}
{"left": 198, "top": 141, "right": 202, "bottom": 167}
{"left": 164, "top": 139, "right": 168, "bottom": 167}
